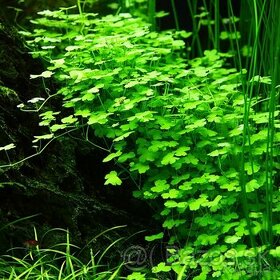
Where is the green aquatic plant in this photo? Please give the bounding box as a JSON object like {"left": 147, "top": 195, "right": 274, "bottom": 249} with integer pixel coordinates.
{"left": 11, "top": 2, "right": 280, "bottom": 279}
{"left": 0, "top": 226, "right": 127, "bottom": 279}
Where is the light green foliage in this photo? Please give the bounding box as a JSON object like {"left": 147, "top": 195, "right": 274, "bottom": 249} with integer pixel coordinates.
{"left": 0, "top": 227, "right": 124, "bottom": 279}
{"left": 20, "top": 4, "right": 280, "bottom": 279}
{"left": 145, "top": 232, "right": 164, "bottom": 241}
{"left": 0, "top": 143, "right": 16, "bottom": 151}
{"left": 127, "top": 272, "right": 147, "bottom": 280}
{"left": 105, "top": 170, "right": 122, "bottom": 186}
{"left": 152, "top": 262, "right": 171, "bottom": 273}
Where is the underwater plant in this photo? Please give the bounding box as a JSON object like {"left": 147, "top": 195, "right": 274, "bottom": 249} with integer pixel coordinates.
{"left": 0, "top": 0, "right": 278, "bottom": 278}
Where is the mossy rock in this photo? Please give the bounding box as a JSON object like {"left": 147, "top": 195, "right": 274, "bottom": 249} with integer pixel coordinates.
{"left": 0, "top": 86, "right": 19, "bottom": 103}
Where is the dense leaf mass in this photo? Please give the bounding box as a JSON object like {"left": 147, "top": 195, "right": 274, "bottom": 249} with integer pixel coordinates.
{"left": 2, "top": 3, "right": 279, "bottom": 279}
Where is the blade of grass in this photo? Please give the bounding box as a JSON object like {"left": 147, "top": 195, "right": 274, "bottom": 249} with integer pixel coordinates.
{"left": 65, "top": 229, "right": 75, "bottom": 277}
{"left": 214, "top": 0, "right": 220, "bottom": 50}
{"left": 58, "top": 260, "right": 66, "bottom": 280}
{"left": 201, "top": 0, "right": 214, "bottom": 49}
{"left": 227, "top": 0, "right": 259, "bottom": 261}
{"left": 78, "top": 225, "right": 127, "bottom": 255}
{"left": 107, "top": 263, "right": 123, "bottom": 280}
{"left": 265, "top": 0, "right": 280, "bottom": 248}
{"left": 0, "top": 214, "right": 41, "bottom": 232}
{"left": 96, "top": 237, "right": 125, "bottom": 266}
{"left": 148, "top": 0, "right": 156, "bottom": 31}
{"left": 187, "top": 0, "right": 203, "bottom": 57}
{"left": 171, "top": 0, "right": 179, "bottom": 31}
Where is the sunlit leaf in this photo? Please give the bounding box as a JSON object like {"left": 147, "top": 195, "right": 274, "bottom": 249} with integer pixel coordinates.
{"left": 75, "top": 109, "right": 91, "bottom": 118}
{"left": 50, "top": 124, "right": 67, "bottom": 132}
{"left": 88, "top": 112, "right": 112, "bottom": 125}
{"left": 245, "top": 179, "right": 261, "bottom": 192}
{"left": 184, "top": 154, "right": 199, "bottom": 165}
{"left": 250, "top": 75, "right": 271, "bottom": 84}
{"left": 145, "top": 232, "right": 164, "bottom": 241}
{"left": 33, "top": 134, "right": 54, "bottom": 143}
{"left": 174, "top": 146, "right": 190, "bottom": 157}
{"left": 164, "top": 200, "right": 178, "bottom": 208}
{"left": 130, "top": 162, "right": 150, "bottom": 174}
{"left": 270, "top": 246, "right": 280, "bottom": 258}
{"left": 113, "top": 131, "right": 134, "bottom": 142}
{"left": 163, "top": 219, "right": 185, "bottom": 229}
{"left": 244, "top": 162, "right": 261, "bottom": 175}
{"left": 152, "top": 262, "right": 171, "bottom": 273}
{"left": 151, "top": 180, "right": 170, "bottom": 193}
{"left": 189, "top": 196, "right": 208, "bottom": 211}
{"left": 207, "top": 149, "right": 227, "bottom": 157}
{"left": 193, "top": 67, "right": 209, "bottom": 77}
{"left": 224, "top": 235, "right": 241, "bottom": 244}
{"left": 61, "top": 115, "right": 78, "bottom": 124}
{"left": 124, "top": 80, "right": 139, "bottom": 88}
{"left": 0, "top": 143, "right": 16, "bottom": 151}
{"left": 104, "top": 171, "right": 122, "bottom": 186}
{"left": 103, "top": 151, "right": 122, "bottom": 162}
{"left": 220, "top": 31, "right": 241, "bottom": 40}
{"left": 161, "top": 152, "right": 178, "bottom": 165}
{"left": 118, "top": 152, "right": 135, "bottom": 163}
{"left": 162, "top": 189, "right": 180, "bottom": 199}
{"left": 27, "top": 97, "right": 45, "bottom": 103}
{"left": 194, "top": 234, "right": 219, "bottom": 246}
{"left": 30, "top": 70, "right": 53, "bottom": 79}
{"left": 81, "top": 92, "right": 95, "bottom": 101}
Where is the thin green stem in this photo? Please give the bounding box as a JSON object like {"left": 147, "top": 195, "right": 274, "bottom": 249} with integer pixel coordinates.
{"left": 214, "top": 0, "right": 220, "bottom": 51}
{"left": 148, "top": 0, "right": 156, "bottom": 31}
{"left": 171, "top": 0, "right": 180, "bottom": 30}
{"left": 187, "top": 0, "right": 203, "bottom": 57}
{"left": 228, "top": 0, "right": 258, "bottom": 253}
{"left": 265, "top": 0, "right": 279, "bottom": 247}
{"left": 76, "top": 0, "right": 83, "bottom": 16}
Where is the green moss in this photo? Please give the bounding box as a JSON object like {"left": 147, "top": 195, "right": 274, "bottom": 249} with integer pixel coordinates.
{"left": 0, "top": 86, "right": 19, "bottom": 101}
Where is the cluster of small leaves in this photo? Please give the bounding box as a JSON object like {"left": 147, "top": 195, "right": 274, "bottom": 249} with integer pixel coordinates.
{"left": 21, "top": 7, "right": 280, "bottom": 279}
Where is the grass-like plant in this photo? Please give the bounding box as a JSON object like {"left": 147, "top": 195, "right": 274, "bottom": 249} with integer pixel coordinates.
{"left": 0, "top": 226, "right": 127, "bottom": 279}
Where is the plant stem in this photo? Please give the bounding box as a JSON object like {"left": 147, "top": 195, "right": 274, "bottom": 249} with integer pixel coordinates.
{"left": 77, "top": 0, "right": 83, "bottom": 16}
{"left": 187, "top": 0, "right": 203, "bottom": 57}
{"left": 148, "top": 0, "right": 156, "bottom": 31}
{"left": 214, "top": 0, "right": 220, "bottom": 50}
{"left": 171, "top": 0, "right": 179, "bottom": 30}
